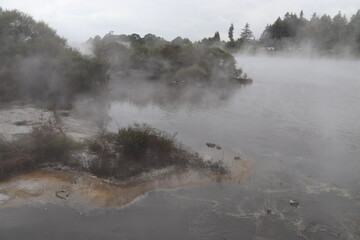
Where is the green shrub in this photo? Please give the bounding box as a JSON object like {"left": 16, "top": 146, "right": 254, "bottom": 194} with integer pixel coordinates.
{"left": 115, "top": 123, "right": 175, "bottom": 159}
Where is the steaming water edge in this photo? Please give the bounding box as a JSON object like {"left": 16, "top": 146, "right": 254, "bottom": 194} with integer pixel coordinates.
{"left": 1, "top": 56, "right": 359, "bottom": 239}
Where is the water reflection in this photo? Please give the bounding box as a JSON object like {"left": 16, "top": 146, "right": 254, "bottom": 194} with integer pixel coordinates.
{"left": 108, "top": 73, "right": 251, "bottom": 109}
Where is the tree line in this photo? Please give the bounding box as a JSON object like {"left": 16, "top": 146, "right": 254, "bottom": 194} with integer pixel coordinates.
{"left": 224, "top": 9, "right": 360, "bottom": 56}
{"left": 0, "top": 7, "right": 251, "bottom": 108}
{"left": 260, "top": 10, "right": 360, "bottom": 55}
{"left": 87, "top": 31, "right": 249, "bottom": 84}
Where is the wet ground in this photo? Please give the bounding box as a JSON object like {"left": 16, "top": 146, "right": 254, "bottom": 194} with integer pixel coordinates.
{"left": 0, "top": 105, "right": 99, "bottom": 141}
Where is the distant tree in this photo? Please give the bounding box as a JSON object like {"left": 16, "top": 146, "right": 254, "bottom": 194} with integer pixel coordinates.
{"left": 311, "top": 13, "right": 318, "bottom": 21}
{"left": 348, "top": 10, "right": 360, "bottom": 54}
{"left": 128, "top": 33, "right": 143, "bottom": 46}
{"left": 214, "top": 31, "right": 221, "bottom": 42}
{"left": 171, "top": 36, "right": 191, "bottom": 45}
{"left": 200, "top": 31, "right": 221, "bottom": 46}
{"left": 240, "top": 23, "right": 253, "bottom": 41}
{"left": 330, "top": 11, "right": 348, "bottom": 47}
{"left": 228, "top": 23, "right": 234, "bottom": 42}
{"left": 143, "top": 33, "right": 167, "bottom": 47}
{"left": 259, "top": 8, "right": 360, "bottom": 55}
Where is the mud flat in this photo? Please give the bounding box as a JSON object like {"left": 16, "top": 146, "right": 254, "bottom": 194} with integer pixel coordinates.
{"left": 0, "top": 104, "right": 250, "bottom": 209}
{"left": 0, "top": 155, "right": 250, "bottom": 210}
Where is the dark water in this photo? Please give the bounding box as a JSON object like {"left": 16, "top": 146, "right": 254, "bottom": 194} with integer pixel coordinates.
{"left": 1, "top": 56, "right": 359, "bottom": 239}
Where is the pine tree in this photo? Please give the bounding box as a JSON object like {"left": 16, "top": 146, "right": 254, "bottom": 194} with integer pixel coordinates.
{"left": 214, "top": 31, "right": 220, "bottom": 42}
{"left": 228, "top": 23, "right": 234, "bottom": 42}
{"left": 240, "top": 23, "right": 253, "bottom": 40}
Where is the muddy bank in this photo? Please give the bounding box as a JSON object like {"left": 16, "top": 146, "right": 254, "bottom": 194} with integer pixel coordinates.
{"left": 0, "top": 104, "right": 251, "bottom": 209}
{"left": 0, "top": 155, "right": 250, "bottom": 209}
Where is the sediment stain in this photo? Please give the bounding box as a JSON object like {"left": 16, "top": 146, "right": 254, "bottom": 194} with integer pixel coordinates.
{"left": 0, "top": 157, "right": 251, "bottom": 209}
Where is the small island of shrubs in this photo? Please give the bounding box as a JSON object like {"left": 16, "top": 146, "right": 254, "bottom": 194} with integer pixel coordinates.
{"left": 0, "top": 121, "right": 227, "bottom": 181}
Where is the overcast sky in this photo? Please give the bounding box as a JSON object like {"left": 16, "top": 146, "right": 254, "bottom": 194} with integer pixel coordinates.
{"left": 1, "top": 0, "right": 359, "bottom": 43}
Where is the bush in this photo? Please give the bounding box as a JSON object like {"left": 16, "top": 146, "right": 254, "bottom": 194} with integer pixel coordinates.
{"left": 30, "top": 120, "right": 75, "bottom": 161}
{"left": 0, "top": 119, "right": 79, "bottom": 180}
{"left": 87, "top": 123, "right": 228, "bottom": 180}
{"left": 115, "top": 123, "right": 176, "bottom": 159}
{"left": 87, "top": 124, "right": 179, "bottom": 179}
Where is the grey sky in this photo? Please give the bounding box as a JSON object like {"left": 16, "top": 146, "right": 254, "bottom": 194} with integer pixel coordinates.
{"left": 1, "top": 0, "right": 359, "bottom": 43}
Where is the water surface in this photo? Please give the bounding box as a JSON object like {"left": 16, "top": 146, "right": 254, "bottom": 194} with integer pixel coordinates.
{"left": 1, "top": 56, "right": 359, "bottom": 239}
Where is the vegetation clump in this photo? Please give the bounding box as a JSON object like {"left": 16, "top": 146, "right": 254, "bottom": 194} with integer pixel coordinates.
{"left": 88, "top": 124, "right": 227, "bottom": 180}
{"left": 0, "top": 8, "right": 108, "bottom": 107}
{"left": 0, "top": 8, "right": 252, "bottom": 108}
{"left": 88, "top": 32, "right": 250, "bottom": 84}
{"left": 0, "top": 121, "right": 227, "bottom": 181}
{"left": 0, "top": 120, "right": 79, "bottom": 180}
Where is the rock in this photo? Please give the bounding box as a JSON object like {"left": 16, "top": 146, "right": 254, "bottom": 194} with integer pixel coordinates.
{"left": 55, "top": 188, "right": 71, "bottom": 200}
{"left": 289, "top": 199, "right": 299, "bottom": 207}
{"left": 14, "top": 120, "right": 30, "bottom": 126}
{"left": 206, "top": 143, "right": 222, "bottom": 150}
{"left": 206, "top": 143, "right": 216, "bottom": 148}
{"left": 0, "top": 193, "right": 10, "bottom": 203}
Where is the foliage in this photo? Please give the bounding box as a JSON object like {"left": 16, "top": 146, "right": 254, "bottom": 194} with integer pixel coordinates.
{"left": 240, "top": 23, "right": 253, "bottom": 41}
{"left": 90, "top": 32, "right": 245, "bottom": 82}
{"left": 0, "top": 8, "right": 108, "bottom": 106}
{"left": 259, "top": 9, "right": 360, "bottom": 55}
{"left": 200, "top": 31, "right": 221, "bottom": 46}
{"left": 115, "top": 123, "right": 175, "bottom": 159}
{"left": 228, "top": 23, "right": 234, "bottom": 43}
{"left": 88, "top": 123, "right": 227, "bottom": 180}
{"left": 0, "top": 120, "right": 79, "bottom": 180}
{"left": 227, "top": 23, "right": 235, "bottom": 48}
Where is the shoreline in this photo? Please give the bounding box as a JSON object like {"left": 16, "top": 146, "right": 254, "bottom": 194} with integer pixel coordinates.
{"left": 0, "top": 104, "right": 250, "bottom": 210}
{"left": 0, "top": 157, "right": 250, "bottom": 210}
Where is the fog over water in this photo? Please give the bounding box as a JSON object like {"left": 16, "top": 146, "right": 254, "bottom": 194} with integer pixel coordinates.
{"left": 1, "top": 55, "right": 360, "bottom": 239}
{"left": 108, "top": 55, "right": 360, "bottom": 188}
